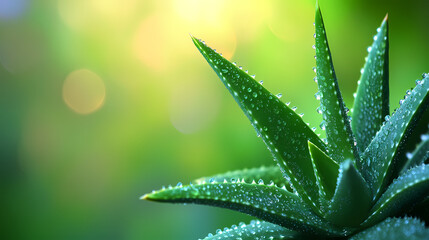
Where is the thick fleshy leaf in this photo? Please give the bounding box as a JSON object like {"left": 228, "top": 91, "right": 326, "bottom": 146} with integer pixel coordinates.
{"left": 350, "top": 217, "right": 429, "bottom": 240}
{"left": 400, "top": 132, "right": 429, "bottom": 174}
{"left": 362, "top": 164, "right": 429, "bottom": 227}
{"left": 360, "top": 75, "right": 429, "bottom": 198}
{"left": 314, "top": 6, "right": 359, "bottom": 164}
{"left": 202, "top": 220, "right": 299, "bottom": 240}
{"left": 325, "top": 160, "right": 372, "bottom": 227}
{"left": 352, "top": 15, "right": 389, "bottom": 154}
{"left": 192, "top": 36, "right": 327, "bottom": 213}
{"left": 194, "top": 166, "right": 289, "bottom": 190}
{"left": 143, "top": 180, "right": 350, "bottom": 237}
{"left": 308, "top": 141, "right": 339, "bottom": 202}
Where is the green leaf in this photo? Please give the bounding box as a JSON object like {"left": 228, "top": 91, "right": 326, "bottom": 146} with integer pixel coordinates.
{"left": 192, "top": 36, "right": 327, "bottom": 214}
{"left": 362, "top": 164, "right": 429, "bottom": 227}
{"left": 350, "top": 217, "right": 429, "bottom": 240}
{"left": 194, "top": 165, "right": 291, "bottom": 191}
{"left": 400, "top": 132, "right": 429, "bottom": 175}
{"left": 314, "top": 6, "right": 359, "bottom": 164}
{"left": 202, "top": 220, "right": 299, "bottom": 240}
{"left": 308, "top": 141, "right": 339, "bottom": 202}
{"left": 352, "top": 15, "right": 389, "bottom": 154}
{"left": 360, "top": 75, "right": 429, "bottom": 198}
{"left": 143, "top": 180, "right": 350, "bottom": 237}
{"left": 325, "top": 160, "right": 372, "bottom": 227}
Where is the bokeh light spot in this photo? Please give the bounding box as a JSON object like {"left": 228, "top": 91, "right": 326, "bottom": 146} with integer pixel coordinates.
{"left": 62, "top": 69, "right": 106, "bottom": 115}
{"left": 169, "top": 81, "right": 220, "bottom": 134}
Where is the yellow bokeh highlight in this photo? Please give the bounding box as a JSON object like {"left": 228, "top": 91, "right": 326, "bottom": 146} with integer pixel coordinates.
{"left": 58, "top": 0, "right": 137, "bottom": 31}
{"left": 63, "top": 69, "right": 106, "bottom": 114}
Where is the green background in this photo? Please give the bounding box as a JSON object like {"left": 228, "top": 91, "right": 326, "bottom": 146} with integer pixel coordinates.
{"left": 1, "top": 0, "right": 428, "bottom": 239}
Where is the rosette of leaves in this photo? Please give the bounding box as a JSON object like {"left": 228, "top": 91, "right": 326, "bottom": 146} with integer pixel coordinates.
{"left": 142, "top": 5, "right": 429, "bottom": 240}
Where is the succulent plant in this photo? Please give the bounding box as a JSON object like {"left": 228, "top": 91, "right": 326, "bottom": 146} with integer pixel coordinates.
{"left": 142, "top": 5, "right": 429, "bottom": 240}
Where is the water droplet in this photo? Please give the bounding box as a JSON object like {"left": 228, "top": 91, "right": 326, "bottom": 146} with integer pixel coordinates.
{"left": 291, "top": 106, "right": 297, "bottom": 111}
{"left": 399, "top": 99, "right": 405, "bottom": 105}
{"left": 252, "top": 92, "right": 258, "bottom": 98}
{"left": 312, "top": 127, "right": 316, "bottom": 132}
{"left": 316, "top": 106, "right": 323, "bottom": 114}
{"left": 209, "top": 178, "right": 215, "bottom": 183}
{"left": 385, "top": 115, "right": 390, "bottom": 121}
{"left": 298, "top": 113, "right": 304, "bottom": 117}
{"left": 377, "top": 27, "right": 381, "bottom": 33}
{"left": 406, "top": 152, "right": 413, "bottom": 159}
{"left": 313, "top": 33, "right": 316, "bottom": 38}
{"left": 276, "top": 93, "right": 282, "bottom": 98}
{"left": 314, "top": 92, "right": 321, "bottom": 100}
{"left": 313, "top": 67, "right": 317, "bottom": 73}
{"left": 312, "top": 45, "right": 316, "bottom": 49}
{"left": 360, "top": 68, "right": 364, "bottom": 74}
{"left": 251, "top": 74, "right": 256, "bottom": 79}
{"left": 176, "top": 182, "right": 182, "bottom": 187}
{"left": 232, "top": 62, "right": 237, "bottom": 65}
{"left": 353, "top": 93, "right": 357, "bottom": 98}
{"left": 313, "top": 76, "right": 318, "bottom": 83}
{"left": 221, "top": 69, "right": 228, "bottom": 73}
{"left": 258, "top": 179, "right": 264, "bottom": 185}
{"left": 422, "top": 73, "right": 429, "bottom": 79}
{"left": 285, "top": 102, "right": 290, "bottom": 106}
{"left": 367, "top": 46, "right": 372, "bottom": 52}
{"left": 319, "top": 120, "right": 326, "bottom": 130}
{"left": 259, "top": 80, "right": 263, "bottom": 84}
{"left": 373, "top": 35, "right": 378, "bottom": 41}
{"left": 415, "top": 79, "right": 422, "bottom": 85}
{"left": 239, "top": 66, "right": 243, "bottom": 70}
{"left": 421, "top": 134, "right": 429, "bottom": 141}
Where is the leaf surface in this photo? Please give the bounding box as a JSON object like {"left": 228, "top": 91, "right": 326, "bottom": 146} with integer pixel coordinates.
{"left": 362, "top": 164, "right": 429, "bottom": 227}
{"left": 192, "top": 36, "right": 327, "bottom": 213}
{"left": 308, "top": 141, "right": 339, "bottom": 203}
{"left": 143, "top": 181, "right": 350, "bottom": 237}
{"left": 360, "top": 75, "right": 429, "bottom": 198}
{"left": 325, "top": 160, "right": 372, "bottom": 227}
{"left": 352, "top": 15, "right": 389, "bottom": 154}
{"left": 194, "top": 166, "right": 291, "bottom": 191}
{"left": 351, "top": 217, "right": 429, "bottom": 240}
{"left": 314, "top": 6, "right": 359, "bottom": 164}
{"left": 202, "top": 220, "right": 299, "bottom": 240}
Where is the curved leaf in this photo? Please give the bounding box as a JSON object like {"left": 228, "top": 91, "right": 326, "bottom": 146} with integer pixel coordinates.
{"left": 351, "top": 217, "right": 429, "bottom": 240}
{"left": 362, "top": 164, "right": 429, "bottom": 227}
{"left": 192, "top": 36, "right": 327, "bottom": 214}
{"left": 314, "top": 6, "right": 359, "bottom": 164}
{"left": 194, "top": 165, "right": 291, "bottom": 191}
{"left": 360, "top": 75, "right": 429, "bottom": 198}
{"left": 400, "top": 132, "right": 429, "bottom": 174}
{"left": 352, "top": 15, "right": 389, "bottom": 154}
{"left": 325, "top": 160, "right": 372, "bottom": 227}
{"left": 143, "top": 180, "right": 350, "bottom": 237}
{"left": 202, "top": 220, "right": 299, "bottom": 240}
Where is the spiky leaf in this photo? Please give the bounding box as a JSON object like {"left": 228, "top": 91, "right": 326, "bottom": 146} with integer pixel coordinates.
{"left": 194, "top": 166, "right": 291, "bottom": 191}
{"left": 360, "top": 76, "right": 429, "bottom": 198}
{"left": 314, "top": 6, "right": 359, "bottom": 164}
{"left": 143, "top": 181, "right": 350, "bottom": 236}
{"left": 350, "top": 217, "right": 429, "bottom": 240}
{"left": 202, "top": 220, "right": 299, "bottom": 240}
{"left": 400, "top": 132, "right": 429, "bottom": 174}
{"left": 325, "top": 160, "right": 372, "bottom": 227}
{"left": 352, "top": 15, "right": 389, "bottom": 154}
{"left": 192, "top": 36, "right": 327, "bottom": 213}
{"left": 362, "top": 164, "right": 429, "bottom": 227}
{"left": 308, "top": 141, "right": 339, "bottom": 201}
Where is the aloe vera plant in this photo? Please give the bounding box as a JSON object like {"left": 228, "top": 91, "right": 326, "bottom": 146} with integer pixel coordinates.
{"left": 142, "top": 5, "right": 429, "bottom": 239}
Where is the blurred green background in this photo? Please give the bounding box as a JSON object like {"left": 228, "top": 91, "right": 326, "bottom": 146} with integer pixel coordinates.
{"left": 1, "top": 0, "right": 428, "bottom": 239}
